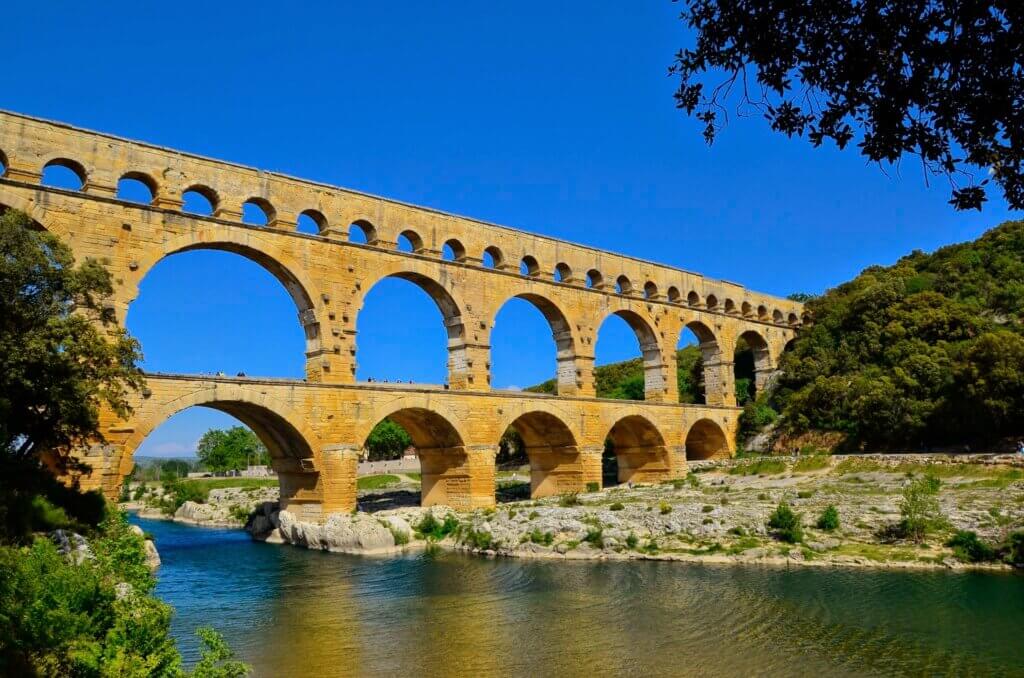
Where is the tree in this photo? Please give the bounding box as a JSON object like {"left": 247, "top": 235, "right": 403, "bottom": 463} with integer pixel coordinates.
{"left": 0, "top": 208, "right": 144, "bottom": 468}
{"left": 671, "top": 1, "right": 1024, "bottom": 210}
{"left": 364, "top": 419, "right": 412, "bottom": 461}
{"left": 196, "top": 427, "right": 269, "bottom": 472}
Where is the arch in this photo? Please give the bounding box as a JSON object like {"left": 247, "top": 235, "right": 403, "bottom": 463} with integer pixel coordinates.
{"left": 117, "top": 171, "right": 157, "bottom": 204}
{"left": 0, "top": 149, "right": 7, "bottom": 176}
{"left": 705, "top": 294, "right": 719, "bottom": 310}
{"left": 615, "top": 275, "right": 633, "bottom": 295}
{"left": 349, "top": 219, "right": 377, "bottom": 244}
{"left": 483, "top": 245, "right": 504, "bottom": 269}
{"left": 667, "top": 286, "right": 681, "bottom": 303}
{"left": 757, "top": 304, "right": 768, "bottom": 320}
{"left": 585, "top": 269, "right": 603, "bottom": 289}
{"left": 442, "top": 239, "right": 466, "bottom": 262}
{"left": 553, "top": 262, "right": 573, "bottom": 283}
{"left": 685, "top": 418, "right": 730, "bottom": 460}
{"left": 595, "top": 309, "right": 665, "bottom": 400}
{"left": 773, "top": 309, "right": 784, "bottom": 323}
{"left": 41, "top": 158, "right": 87, "bottom": 191}
{"left": 724, "top": 298, "right": 737, "bottom": 314}
{"left": 242, "top": 197, "right": 276, "bottom": 226}
{"left": 736, "top": 329, "right": 772, "bottom": 400}
{"left": 788, "top": 312, "right": 799, "bottom": 326}
{"left": 397, "top": 229, "right": 423, "bottom": 253}
{"left": 501, "top": 410, "right": 583, "bottom": 498}
{"left": 643, "top": 281, "right": 659, "bottom": 299}
{"left": 0, "top": 192, "right": 66, "bottom": 239}
{"left": 520, "top": 255, "right": 540, "bottom": 277}
{"left": 491, "top": 292, "right": 577, "bottom": 395}
{"left": 605, "top": 414, "right": 670, "bottom": 485}
{"left": 741, "top": 301, "right": 753, "bottom": 317}
{"left": 297, "top": 209, "right": 327, "bottom": 234}
{"left": 182, "top": 184, "right": 219, "bottom": 215}
{"left": 687, "top": 290, "right": 701, "bottom": 306}
{"left": 680, "top": 320, "right": 725, "bottom": 405}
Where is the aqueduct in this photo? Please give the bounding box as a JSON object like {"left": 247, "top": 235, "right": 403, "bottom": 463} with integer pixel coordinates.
{"left": 0, "top": 110, "right": 802, "bottom": 518}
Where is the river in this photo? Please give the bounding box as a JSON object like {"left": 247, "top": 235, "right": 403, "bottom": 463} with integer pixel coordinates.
{"left": 132, "top": 515, "right": 1024, "bottom": 677}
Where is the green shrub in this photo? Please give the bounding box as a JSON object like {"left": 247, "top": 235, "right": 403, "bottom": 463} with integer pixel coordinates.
{"left": 462, "top": 528, "right": 494, "bottom": 550}
{"left": 625, "top": 533, "right": 639, "bottom": 549}
{"left": 738, "top": 398, "right": 778, "bottom": 439}
{"left": 160, "top": 480, "right": 209, "bottom": 515}
{"left": 898, "top": 475, "right": 944, "bottom": 542}
{"left": 132, "top": 483, "right": 147, "bottom": 501}
{"left": 390, "top": 527, "right": 410, "bottom": 546}
{"left": 816, "top": 505, "right": 840, "bottom": 531}
{"left": 609, "top": 502, "right": 625, "bottom": 511}
{"left": 528, "top": 529, "right": 554, "bottom": 546}
{"left": 415, "top": 513, "right": 459, "bottom": 540}
{"left": 585, "top": 482, "right": 600, "bottom": 493}
{"left": 757, "top": 492, "right": 769, "bottom": 500}
{"left": 729, "top": 459, "right": 787, "bottom": 476}
{"left": 767, "top": 501, "right": 803, "bottom": 543}
{"left": 727, "top": 526, "right": 747, "bottom": 536}
{"left": 686, "top": 472, "right": 701, "bottom": 488}
{"left": 229, "top": 504, "right": 251, "bottom": 523}
{"left": 1004, "top": 532, "right": 1024, "bottom": 567}
{"left": 702, "top": 517, "right": 714, "bottom": 525}
{"left": 528, "top": 510, "right": 540, "bottom": 520}
{"left": 583, "top": 528, "right": 604, "bottom": 548}
{"left": 559, "top": 493, "right": 580, "bottom": 507}
{"left": 659, "top": 502, "right": 673, "bottom": 515}
{"left": 701, "top": 505, "right": 714, "bottom": 513}
{"left": 946, "top": 530, "right": 998, "bottom": 562}
{"left": 670, "top": 478, "right": 685, "bottom": 490}
{"left": 797, "top": 490, "right": 815, "bottom": 499}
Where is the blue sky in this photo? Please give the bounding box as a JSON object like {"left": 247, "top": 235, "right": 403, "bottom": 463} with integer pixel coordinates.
{"left": 3, "top": 2, "right": 1018, "bottom": 457}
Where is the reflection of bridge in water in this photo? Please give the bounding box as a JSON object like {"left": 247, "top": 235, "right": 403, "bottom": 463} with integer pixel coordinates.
{"left": 0, "top": 109, "right": 802, "bottom": 517}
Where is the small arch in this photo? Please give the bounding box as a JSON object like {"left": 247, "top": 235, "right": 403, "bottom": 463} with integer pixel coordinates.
{"left": 242, "top": 198, "right": 276, "bottom": 226}
{"left": 586, "top": 269, "right": 603, "bottom": 289}
{"left": 349, "top": 220, "right": 376, "bottom": 244}
{"left": 0, "top": 149, "right": 7, "bottom": 176}
{"left": 520, "top": 255, "right": 540, "bottom": 277}
{"left": 705, "top": 294, "right": 719, "bottom": 310}
{"left": 397, "top": 229, "right": 423, "bottom": 253}
{"left": 483, "top": 245, "right": 504, "bottom": 269}
{"left": 772, "top": 309, "right": 784, "bottom": 323}
{"left": 801, "top": 312, "right": 811, "bottom": 325}
{"left": 442, "top": 239, "right": 466, "bottom": 262}
{"left": 724, "top": 298, "right": 737, "bottom": 314}
{"left": 553, "top": 262, "right": 573, "bottom": 283}
{"left": 615, "top": 275, "right": 633, "bottom": 295}
{"left": 182, "top": 185, "right": 219, "bottom": 216}
{"left": 605, "top": 414, "right": 669, "bottom": 486}
{"left": 117, "top": 172, "right": 157, "bottom": 204}
{"left": 667, "top": 286, "right": 681, "bottom": 303}
{"left": 41, "top": 158, "right": 87, "bottom": 191}
{"left": 735, "top": 330, "right": 772, "bottom": 403}
{"left": 643, "top": 281, "right": 659, "bottom": 299}
{"left": 687, "top": 290, "right": 701, "bottom": 306}
{"left": 788, "top": 312, "right": 800, "bottom": 325}
{"left": 500, "top": 410, "right": 582, "bottom": 499}
{"left": 685, "top": 419, "right": 730, "bottom": 460}
{"left": 741, "top": 301, "right": 753, "bottom": 317}
{"left": 757, "top": 304, "right": 768, "bottom": 320}
{"left": 678, "top": 320, "right": 721, "bottom": 405}
{"left": 297, "top": 209, "right": 327, "bottom": 234}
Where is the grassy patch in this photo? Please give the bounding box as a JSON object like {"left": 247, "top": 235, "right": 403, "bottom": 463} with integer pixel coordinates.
{"left": 830, "top": 542, "right": 921, "bottom": 563}
{"left": 186, "top": 477, "right": 278, "bottom": 490}
{"left": 728, "top": 459, "right": 787, "bottom": 476}
{"left": 793, "top": 455, "right": 831, "bottom": 473}
{"left": 357, "top": 474, "right": 401, "bottom": 490}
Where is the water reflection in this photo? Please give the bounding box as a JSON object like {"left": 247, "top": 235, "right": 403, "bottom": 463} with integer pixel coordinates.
{"left": 135, "top": 517, "right": 1024, "bottom": 677}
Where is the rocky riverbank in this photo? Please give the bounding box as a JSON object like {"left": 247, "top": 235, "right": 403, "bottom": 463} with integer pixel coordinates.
{"left": 123, "top": 484, "right": 279, "bottom": 528}
{"left": 248, "top": 454, "right": 1024, "bottom": 571}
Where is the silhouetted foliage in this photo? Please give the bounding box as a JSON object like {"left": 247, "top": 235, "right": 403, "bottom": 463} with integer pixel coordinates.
{"left": 364, "top": 419, "right": 413, "bottom": 461}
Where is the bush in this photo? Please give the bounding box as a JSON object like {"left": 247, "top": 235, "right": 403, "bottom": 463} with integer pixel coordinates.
{"left": 528, "top": 529, "right": 554, "bottom": 546}
{"left": 625, "top": 533, "right": 639, "bottom": 549}
{"left": 659, "top": 502, "right": 673, "bottom": 515}
{"left": 816, "top": 505, "right": 840, "bottom": 531}
{"left": 609, "top": 502, "right": 625, "bottom": 511}
{"left": 686, "top": 472, "right": 701, "bottom": 488}
{"left": 945, "top": 530, "right": 998, "bottom": 563}
{"left": 1005, "top": 532, "right": 1024, "bottom": 567}
{"left": 390, "top": 527, "right": 410, "bottom": 546}
{"left": 767, "top": 501, "right": 803, "bottom": 543}
{"left": 462, "top": 528, "right": 494, "bottom": 550}
{"left": 797, "top": 490, "right": 815, "bottom": 499}
{"left": 415, "top": 513, "right": 459, "bottom": 540}
{"left": 701, "top": 505, "right": 714, "bottom": 513}
{"left": 559, "top": 493, "right": 581, "bottom": 507}
{"left": 229, "top": 504, "right": 252, "bottom": 523}
{"left": 586, "top": 482, "right": 600, "bottom": 493}
{"left": 738, "top": 398, "right": 779, "bottom": 439}
{"left": 583, "top": 528, "right": 604, "bottom": 548}
{"left": 161, "top": 480, "right": 209, "bottom": 515}
{"left": 899, "top": 475, "right": 944, "bottom": 542}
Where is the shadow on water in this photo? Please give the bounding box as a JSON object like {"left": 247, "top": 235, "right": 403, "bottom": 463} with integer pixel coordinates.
{"left": 133, "top": 514, "right": 1024, "bottom": 678}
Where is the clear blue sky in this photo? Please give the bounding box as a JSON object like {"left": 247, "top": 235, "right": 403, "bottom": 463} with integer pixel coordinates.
{"left": 3, "top": 2, "right": 1017, "bottom": 457}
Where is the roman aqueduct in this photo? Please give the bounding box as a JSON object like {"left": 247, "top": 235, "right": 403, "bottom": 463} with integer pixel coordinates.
{"left": 0, "top": 110, "right": 803, "bottom": 519}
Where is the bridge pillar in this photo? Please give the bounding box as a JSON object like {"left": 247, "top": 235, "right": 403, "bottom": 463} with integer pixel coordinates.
{"left": 580, "top": 446, "right": 603, "bottom": 489}
{"left": 575, "top": 355, "right": 596, "bottom": 398}
{"left": 702, "top": 359, "right": 736, "bottom": 407}
{"left": 669, "top": 444, "right": 688, "bottom": 479}
{"left": 319, "top": 445, "right": 360, "bottom": 515}
{"left": 419, "top": 445, "right": 495, "bottom": 510}
{"left": 448, "top": 343, "right": 491, "bottom": 391}
{"left": 275, "top": 457, "right": 326, "bottom": 523}
{"left": 527, "top": 446, "right": 587, "bottom": 497}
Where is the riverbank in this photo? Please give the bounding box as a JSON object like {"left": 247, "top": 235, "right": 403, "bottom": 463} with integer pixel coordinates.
{"left": 248, "top": 454, "right": 1024, "bottom": 572}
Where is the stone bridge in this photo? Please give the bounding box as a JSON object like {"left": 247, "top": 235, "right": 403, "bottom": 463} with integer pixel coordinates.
{"left": 0, "top": 110, "right": 803, "bottom": 516}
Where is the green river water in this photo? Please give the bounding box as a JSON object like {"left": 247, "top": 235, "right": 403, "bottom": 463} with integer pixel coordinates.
{"left": 132, "top": 515, "right": 1024, "bottom": 677}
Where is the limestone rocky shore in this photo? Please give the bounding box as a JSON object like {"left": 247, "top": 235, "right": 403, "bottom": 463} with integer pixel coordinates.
{"left": 125, "top": 485, "right": 279, "bottom": 527}
{"left": 246, "top": 454, "right": 1024, "bottom": 571}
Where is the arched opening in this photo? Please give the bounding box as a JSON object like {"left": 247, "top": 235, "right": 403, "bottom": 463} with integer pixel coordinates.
{"left": 553, "top": 262, "right": 572, "bottom": 283}
{"left": 586, "top": 269, "right": 603, "bottom": 289}
{"left": 773, "top": 309, "right": 784, "bottom": 323}
{"left": 788, "top": 312, "right": 799, "bottom": 326}
{"left": 117, "top": 172, "right": 157, "bottom": 204}
{"left": 685, "top": 419, "right": 730, "bottom": 460}
{"left": 361, "top": 408, "right": 470, "bottom": 509}
{"left": 182, "top": 185, "right": 218, "bottom": 216}
{"left": 498, "top": 411, "right": 582, "bottom": 500}
{"left": 0, "top": 150, "right": 7, "bottom": 176}
{"left": 687, "top": 290, "right": 701, "bottom": 307}
{"left": 491, "top": 294, "right": 575, "bottom": 394}
{"left": 442, "top": 239, "right": 466, "bottom": 262}
{"left": 605, "top": 415, "right": 670, "bottom": 486}
{"left": 397, "top": 229, "right": 423, "bottom": 253}
{"left": 128, "top": 399, "right": 319, "bottom": 517}
{"left": 757, "top": 304, "right": 769, "bottom": 320}
{"left": 520, "top": 255, "right": 540, "bottom": 277}
{"left": 482, "top": 246, "right": 503, "bottom": 269}
{"left": 667, "top": 286, "right": 681, "bottom": 303}
{"left": 349, "top": 220, "right": 376, "bottom": 244}
{"left": 741, "top": 301, "right": 753, "bottom": 317}
{"left": 593, "top": 310, "right": 664, "bottom": 401}
{"left": 242, "top": 198, "right": 275, "bottom": 226}
{"left": 356, "top": 273, "right": 465, "bottom": 386}
{"left": 676, "top": 322, "right": 716, "bottom": 405}
{"left": 706, "top": 294, "right": 719, "bottom": 310}
{"left": 128, "top": 249, "right": 311, "bottom": 378}
{"left": 735, "top": 330, "right": 771, "bottom": 403}
{"left": 615, "top": 275, "right": 633, "bottom": 295}
{"left": 724, "top": 298, "right": 737, "bottom": 314}
{"left": 297, "top": 209, "right": 326, "bottom": 234}
{"left": 643, "top": 281, "right": 659, "bottom": 299}
{"left": 41, "top": 158, "right": 87, "bottom": 191}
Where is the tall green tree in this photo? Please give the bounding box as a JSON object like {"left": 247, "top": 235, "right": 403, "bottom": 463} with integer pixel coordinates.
{"left": 195, "top": 427, "right": 269, "bottom": 472}
{"left": 364, "top": 419, "right": 413, "bottom": 461}
{"left": 672, "top": 1, "right": 1024, "bottom": 211}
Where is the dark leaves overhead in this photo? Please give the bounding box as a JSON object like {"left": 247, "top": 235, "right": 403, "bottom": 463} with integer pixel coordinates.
{"left": 671, "top": 1, "right": 1024, "bottom": 210}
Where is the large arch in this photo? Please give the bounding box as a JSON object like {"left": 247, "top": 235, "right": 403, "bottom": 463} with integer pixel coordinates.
{"left": 604, "top": 414, "right": 670, "bottom": 485}
{"left": 595, "top": 309, "right": 666, "bottom": 400}
{"left": 736, "top": 329, "right": 773, "bottom": 399}
{"left": 120, "top": 385, "right": 322, "bottom": 514}
{"left": 684, "top": 418, "right": 731, "bottom": 460}
{"left": 499, "top": 409, "right": 583, "bottom": 498}
{"left": 490, "top": 292, "right": 578, "bottom": 395}
{"left": 679, "top": 320, "right": 725, "bottom": 405}
{"left": 356, "top": 269, "right": 470, "bottom": 388}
